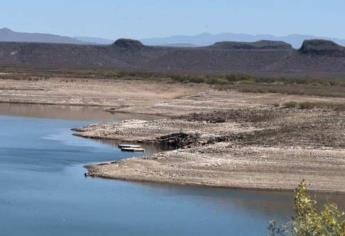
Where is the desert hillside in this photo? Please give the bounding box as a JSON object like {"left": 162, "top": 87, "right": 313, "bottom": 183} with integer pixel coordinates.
{"left": 1, "top": 39, "right": 345, "bottom": 77}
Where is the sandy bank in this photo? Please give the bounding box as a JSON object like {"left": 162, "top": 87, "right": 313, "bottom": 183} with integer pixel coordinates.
{"left": 75, "top": 106, "right": 345, "bottom": 193}
{"left": 85, "top": 144, "right": 345, "bottom": 193}
{"left": 1, "top": 76, "right": 343, "bottom": 117}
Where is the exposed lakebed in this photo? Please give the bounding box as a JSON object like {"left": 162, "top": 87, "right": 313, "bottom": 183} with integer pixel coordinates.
{"left": 0, "top": 104, "right": 343, "bottom": 236}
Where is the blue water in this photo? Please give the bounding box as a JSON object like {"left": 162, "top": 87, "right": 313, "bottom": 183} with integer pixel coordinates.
{"left": 0, "top": 114, "right": 295, "bottom": 236}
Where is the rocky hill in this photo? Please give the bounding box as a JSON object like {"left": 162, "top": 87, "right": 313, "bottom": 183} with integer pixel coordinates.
{"left": 1, "top": 38, "right": 345, "bottom": 77}
{"left": 142, "top": 32, "right": 345, "bottom": 48}
{"left": 0, "top": 27, "right": 84, "bottom": 45}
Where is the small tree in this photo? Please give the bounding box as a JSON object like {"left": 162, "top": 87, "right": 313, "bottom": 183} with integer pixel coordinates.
{"left": 269, "top": 181, "right": 345, "bottom": 236}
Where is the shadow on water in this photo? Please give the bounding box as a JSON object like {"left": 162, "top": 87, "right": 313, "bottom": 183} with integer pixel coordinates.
{"left": 137, "top": 181, "right": 345, "bottom": 218}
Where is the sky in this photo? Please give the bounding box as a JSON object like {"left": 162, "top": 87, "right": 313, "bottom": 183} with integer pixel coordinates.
{"left": 0, "top": 0, "right": 344, "bottom": 39}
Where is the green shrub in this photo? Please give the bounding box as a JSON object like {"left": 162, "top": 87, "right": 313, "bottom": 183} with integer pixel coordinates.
{"left": 205, "top": 77, "right": 228, "bottom": 85}
{"left": 283, "top": 102, "right": 299, "bottom": 109}
{"left": 294, "top": 182, "right": 345, "bottom": 235}
{"left": 238, "top": 78, "right": 255, "bottom": 85}
{"left": 269, "top": 181, "right": 345, "bottom": 236}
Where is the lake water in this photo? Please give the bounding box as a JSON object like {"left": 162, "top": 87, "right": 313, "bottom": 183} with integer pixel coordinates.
{"left": 0, "top": 104, "right": 342, "bottom": 236}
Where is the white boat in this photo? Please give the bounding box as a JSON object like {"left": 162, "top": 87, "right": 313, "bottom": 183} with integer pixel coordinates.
{"left": 118, "top": 144, "right": 142, "bottom": 149}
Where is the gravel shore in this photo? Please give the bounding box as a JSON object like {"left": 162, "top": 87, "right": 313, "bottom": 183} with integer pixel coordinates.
{"left": 75, "top": 106, "right": 345, "bottom": 192}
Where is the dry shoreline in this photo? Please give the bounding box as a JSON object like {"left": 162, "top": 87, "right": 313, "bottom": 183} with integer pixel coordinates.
{"left": 1, "top": 76, "right": 344, "bottom": 116}
{"left": 78, "top": 124, "right": 345, "bottom": 193}
{"left": 1, "top": 75, "right": 345, "bottom": 192}
{"left": 75, "top": 108, "right": 345, "bottom": 193}
{"left": 84, "top": 163, "right": 345, "bottom": 195}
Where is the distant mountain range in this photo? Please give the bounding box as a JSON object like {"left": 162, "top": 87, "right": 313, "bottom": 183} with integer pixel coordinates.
{"left": 0, "top": 28, "right": 113, "bottom": 45}
{"left": 142, "top": 33, "right": 345, "bottom": 48}
{"left": 1, "top": 37, "right": 345, "bottom": 77}
{"left": 74, "top": 36, "right": 113, "bottom": 45}
{"left": 2, "top": 27, "right": 345, "bottom": 77}
{"left": 1, "top": 27, "right": 345, "bottom": 48}
{"left": 0, "top": 27, "right": 85, "bottom": 45}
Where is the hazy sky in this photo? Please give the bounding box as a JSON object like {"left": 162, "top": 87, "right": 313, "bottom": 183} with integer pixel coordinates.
{"left": 0, "top": 0, "right": 344, "bottom": 39}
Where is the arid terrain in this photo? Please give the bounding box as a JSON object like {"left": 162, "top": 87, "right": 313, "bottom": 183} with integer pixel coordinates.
{"left": 1, "top": 39, "right": 345, "bottom": 76}
{"left": 0, "top": 71, "right": 344, "bottom": 192}
{"left": 77, "top": 105, "right": 345, "bottom": 192}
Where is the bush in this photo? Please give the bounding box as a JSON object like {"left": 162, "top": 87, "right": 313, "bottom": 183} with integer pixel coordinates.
{"left": 282, "top": 102, "right": 345, "bottom": 111}
{"left": 205, "top": 77, "right": 228, "bottom": 85}
{"left": 269, "top": 181, "right": 345, "bottom": 236}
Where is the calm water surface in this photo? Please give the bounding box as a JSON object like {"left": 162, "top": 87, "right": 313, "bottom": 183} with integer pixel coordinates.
{"left": 0, "top": 105, "right": 342, "bottom": 236}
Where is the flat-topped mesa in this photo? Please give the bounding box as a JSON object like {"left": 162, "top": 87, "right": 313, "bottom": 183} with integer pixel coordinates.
{"left": 210, "top": 40, "right": 293, "bottom": 50}
{"left": 299, "top": 39, "right": 345, "bottom": 57}
{"left": 112, "top": 39, "right": 144, "bottom": 50}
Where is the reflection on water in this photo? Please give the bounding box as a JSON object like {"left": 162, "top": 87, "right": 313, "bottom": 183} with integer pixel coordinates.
{"left": 140, "top": 182, "right": 345, "bottom": 220}
{"left": 0, "top": 104, "right": 344, "bottom": 236}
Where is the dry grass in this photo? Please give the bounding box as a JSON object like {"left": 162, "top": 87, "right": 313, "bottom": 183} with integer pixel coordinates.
{"left": 181, "top": 108, "right": 282, "bottom": 123}
{"left": 282, "top": 101, "right": 345, "bottom": 111}
{"left": 1, "top": 66, "right": 345, "bottom": 98}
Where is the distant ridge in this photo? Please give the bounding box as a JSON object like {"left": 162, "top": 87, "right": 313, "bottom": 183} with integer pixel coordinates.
{"left": 1, "top": 38, "right": 345, "bottom": 77}
{"left": 211, "top": 40, "right": 292, "bottom": 50}
{"left": 74, "top": 36, "right": 113, "bottom": 45}
{"left": 300, "top": 40, "right": 345, "bottom": 57}
{"left": 142, "top": 32, "right": 345, "bottom": 48}
{"left": 2, "top": 27, "right": 345, "bottom": 49}
{"left": 0, "top": 27, "right": 114, "bottom": 45}
{"left": 0, "top": 27, "right": 84, "bottom": 45}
